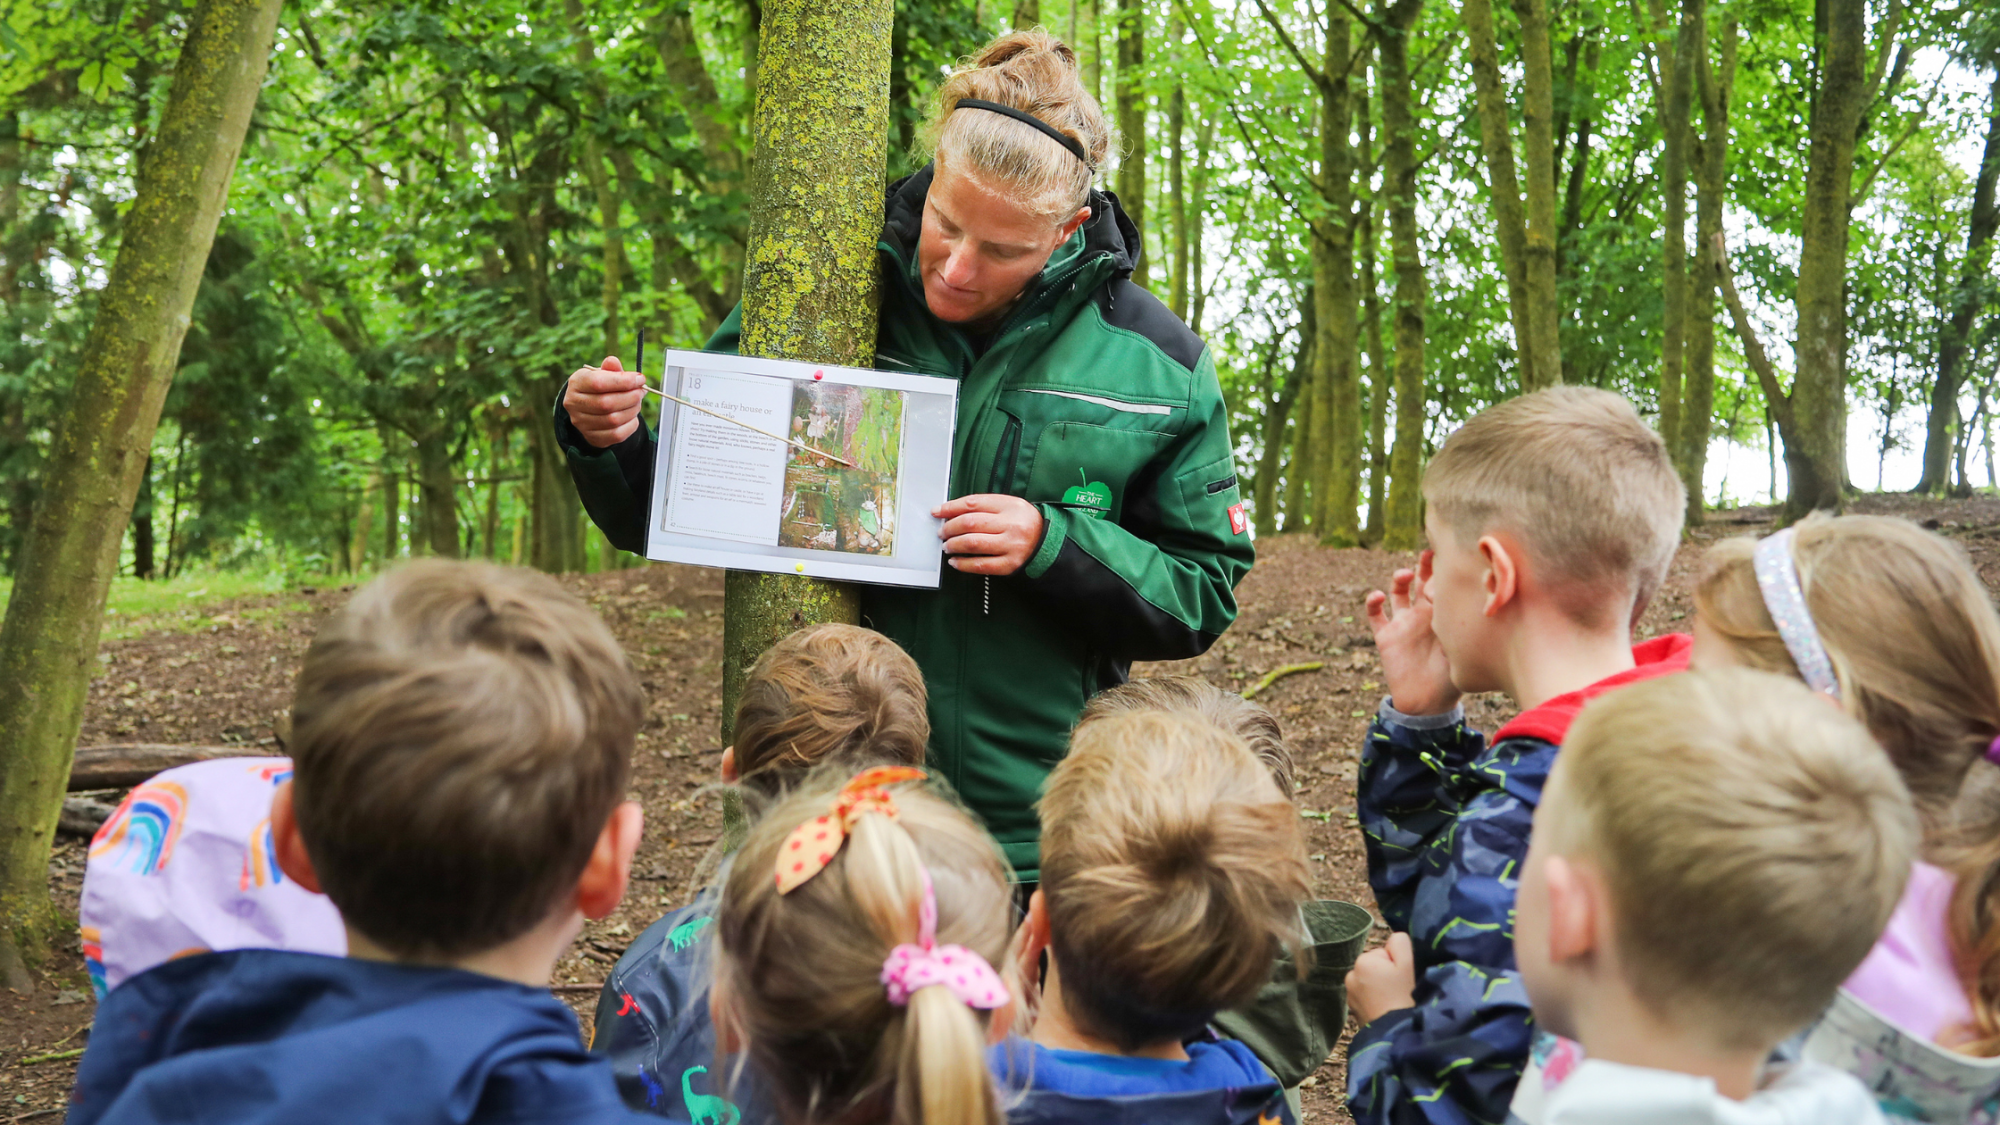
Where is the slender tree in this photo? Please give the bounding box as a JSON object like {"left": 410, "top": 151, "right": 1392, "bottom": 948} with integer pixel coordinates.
{"left": 720, "top": 0, "right": 893, "bottom": 728}
{"left": 1917, "top": 70, "right": 2000, "bottom": 494}
{"left": 1379, "top": 0, "right": 1427, "bottom": 548}
{"left": 1115, "top": 0, "right": 1147, "bottom": 287}
{"left": 1655, "top": 0, "right": 1701, "bottom": 473}
{"left": 1681, "top": 14, "right": 1736, "bottom": 524}
{"left": 0, "top": 0, "right": 282, "bottom": 984}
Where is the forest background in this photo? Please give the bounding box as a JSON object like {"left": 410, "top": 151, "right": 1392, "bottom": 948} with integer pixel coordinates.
{"left": 0, "top": 0, "right": 1996, "bottom": 571}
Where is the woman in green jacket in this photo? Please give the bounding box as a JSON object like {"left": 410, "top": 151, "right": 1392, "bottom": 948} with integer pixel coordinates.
{"left": 556, "top": 30, "right": 1251, "bottom": 881}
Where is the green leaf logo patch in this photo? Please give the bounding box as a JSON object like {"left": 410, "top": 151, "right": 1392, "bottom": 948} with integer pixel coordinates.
{"left": 1062, "top": 469, "right": 1111, "bottom": 519}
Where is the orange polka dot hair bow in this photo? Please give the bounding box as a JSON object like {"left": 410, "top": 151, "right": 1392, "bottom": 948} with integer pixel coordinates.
{"left": 775, "top": 765, "right": 928, "bottom": 894}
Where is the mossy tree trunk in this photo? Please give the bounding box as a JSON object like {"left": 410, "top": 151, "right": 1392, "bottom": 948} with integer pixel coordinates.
{"left": 1114, "top": 0, "right": 1147, "bottom": 289}
{"left": 1459, "top": 0, "right": 1539, "bottom": 389}
{"left": 1379, "top": 0, "right": 1428, "bottom": 550}
{"left": 1655, "top": 0, "right": 1701, "bottom": 474}
{"left": 720, "top": 0, "right": 892, "bottom": 735}
{"left": 1918, "top": 70, "right": 2000, "bottom": 495}
{"left": 1682, "top": 15, "right": 1736, "bottom": 526}
{"left": 0, "top": 0, "right": 281, "bottom": 986}
{"left": 1785, "top": 0, "right": 1868, "bottom": 521}
{"left": 1516, "top": 0, "right": 1563, "bottom": 388}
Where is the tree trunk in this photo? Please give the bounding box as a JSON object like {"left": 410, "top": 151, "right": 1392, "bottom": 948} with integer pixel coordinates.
{"left": 528, "top": 377, "right": 585, "bottom": 573}
{"left": 414, "top": 427, "right": 461, "bottom": 558}
{"left": 1361, "top": 85, "right": 1389, "bottom": 543}
{"left": 1274, "top": 288, "right": 1317, "bottom": 534}
{"left": 1682, "top": 16, "right": 1735, "bottom": 526}
{"left": 1656, "top": 0, "right": 1700, "bottom": 467}
{"left": 1088, "top": 0, "right": 1104, "bottom": 113}
{"left": 0, "top": 0, "right": 279, "bottom": 984}
{"left": 567, "top": 0, "right": 624, "bottom": 361}
{"left": 1188, "top": 111, "right": 1215, "bottom": 332}
{"left": 1168, "top": 76, "right": 1189, "bottom": 320}
{"left": 1918, "top": 71, "right": 2000, "bottom": 494}
{"left": 1253, "top": 327, "right": 1304, "bottom": 536}
{"left": 483, "top": 419, "right": 507, "bottom": 559}
{"left": 722, "top": 0, "right": 890, "bottom": 733}
{"left": 381, "top": 442, "right": 402, "bottom": 562}
{"left": 1785, "top": 0, "right": 1867, "bottom": 521}
{"left": 1380, "top": 0, "right": 1427, "bottom": 550}
{"left": 1460, "top": 0, "right": 1539, "bottom": 389}
{"left": 1314, "top": 11, "right": 1362, "bottom": 546}
{"left": 132, "top": 457, "right": 155, "bottom": 580}
{"left": 1014, "top": 0, "right": 1040, "bottom": 27}
{"left": 1115, "top": 0, "right": 1147, "bottom": 288}
{"left": 1517, "top": 0, "right": 1563, "bottom": 388}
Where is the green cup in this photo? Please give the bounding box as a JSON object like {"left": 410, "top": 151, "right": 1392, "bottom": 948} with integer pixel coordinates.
{"left": 1212, "top": 898, "right": 1377, "bottom": 1088}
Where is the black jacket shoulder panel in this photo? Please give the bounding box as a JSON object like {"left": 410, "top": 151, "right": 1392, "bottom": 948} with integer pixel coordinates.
{"left": 1099, "top": 280, "right": 1204, "bottom": 373}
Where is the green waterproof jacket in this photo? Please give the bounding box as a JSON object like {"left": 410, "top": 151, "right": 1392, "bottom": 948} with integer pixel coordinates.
{"left": 555, "top": 166, "right": 1253, "bottom": 878}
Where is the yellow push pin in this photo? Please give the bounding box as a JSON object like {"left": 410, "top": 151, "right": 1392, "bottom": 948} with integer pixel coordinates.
{"left": 795, "top": 562, "right": 806, "bottom": 573}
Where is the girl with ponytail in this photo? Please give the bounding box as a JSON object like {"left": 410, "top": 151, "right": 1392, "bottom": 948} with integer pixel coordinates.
{"left": 712, "top": 766, "right": 1015, "bottom": 1125}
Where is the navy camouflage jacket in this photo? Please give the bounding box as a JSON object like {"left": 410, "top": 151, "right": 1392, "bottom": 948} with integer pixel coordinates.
{"left": 593, "top": 894, "right": 775, "bottom": 1125}
{"left": 1345, "top": 635, "right": 1692, "bottom": 1125}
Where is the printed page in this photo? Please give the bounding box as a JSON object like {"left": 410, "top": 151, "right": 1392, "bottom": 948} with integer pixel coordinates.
{"left": 659, "top": 370, "right": 793, "bottom": 545}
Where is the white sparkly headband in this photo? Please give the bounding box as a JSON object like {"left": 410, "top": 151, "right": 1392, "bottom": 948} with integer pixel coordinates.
{"left": 1752, "top": 527, "right": 1841, "bottom": 699}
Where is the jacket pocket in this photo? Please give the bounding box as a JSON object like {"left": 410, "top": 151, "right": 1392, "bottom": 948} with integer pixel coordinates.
{"left": 1023, "top": 422, "right": 1172, "bottom": 524}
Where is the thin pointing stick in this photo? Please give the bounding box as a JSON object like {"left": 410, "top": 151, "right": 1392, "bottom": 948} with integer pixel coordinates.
{"left": 643, "top": 382, "right": 855, "bottom": 467}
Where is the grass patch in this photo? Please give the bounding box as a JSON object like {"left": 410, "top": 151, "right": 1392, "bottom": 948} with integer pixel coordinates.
{"left": 0, "top": 569, "right": 331, "bottom": 642}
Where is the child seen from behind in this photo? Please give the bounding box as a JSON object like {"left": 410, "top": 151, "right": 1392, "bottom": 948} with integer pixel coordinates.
{"left": 1075, "top": 678, "right": 1374, "bottom": 1101}
{"left": 70, "top": 560, "right": 657, "bottom": 1125}
{"left": 1512, "top": 668, "right": 1911, "bottom": 1124}
{"left": 998, "top": 709, "right": 1312, "bottom": 1124}
{"left": 595, "top": 623, "right": 931, "bottom": 1121}
{"left": 1346, "top": 387, "right": 1689, "bottom": 1125}
{"left": 712, "top": 766, "right": 1015, "bottom": 1125}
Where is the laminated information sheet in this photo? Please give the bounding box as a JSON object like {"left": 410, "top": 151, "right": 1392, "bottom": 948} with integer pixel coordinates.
{"left": 644, "top": 350, "right": 959, "bottom": 589}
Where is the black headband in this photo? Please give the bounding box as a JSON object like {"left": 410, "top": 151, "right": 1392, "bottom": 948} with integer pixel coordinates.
{"left": 953, "top": 98, "right": 1093, "bottom": 169}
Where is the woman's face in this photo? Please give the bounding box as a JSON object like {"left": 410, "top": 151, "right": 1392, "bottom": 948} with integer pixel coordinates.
{"left": 918, "top": 164, "right": 1089, "bottom": 325}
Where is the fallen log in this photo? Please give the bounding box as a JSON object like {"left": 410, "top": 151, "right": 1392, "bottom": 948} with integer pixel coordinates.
{"left": 68, "top": 743, "right": 279, "bottom": 792}
{"left": 57, "top": 796, "right": 117, "bottom": 838}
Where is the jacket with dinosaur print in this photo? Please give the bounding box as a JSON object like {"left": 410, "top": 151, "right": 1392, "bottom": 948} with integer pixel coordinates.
{"left": 594, "top": 893, "right": 768, "bottom": 1125}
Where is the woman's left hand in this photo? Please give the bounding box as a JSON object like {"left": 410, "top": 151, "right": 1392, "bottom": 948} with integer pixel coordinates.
{"left": 936, "top": 495, "right": 1044, "bottom": 576}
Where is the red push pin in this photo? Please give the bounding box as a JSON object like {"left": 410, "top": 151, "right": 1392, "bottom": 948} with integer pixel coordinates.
{"left": 812, "top": 369, "right": 824, "bottom": 381}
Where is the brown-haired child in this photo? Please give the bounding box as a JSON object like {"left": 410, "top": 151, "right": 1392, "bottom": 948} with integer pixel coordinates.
{"left": 1511, "top": 668, "right": 1912, "bottom": 1122}
{"left": 70, "top": 560, "right": 655, "bottom": 1125}
{"left": 713, "top": 766, "right": 1017, "bottom": 1125}
{"left": 594, "top": 622, "right": 931, "bottom": 1120}
{"left": 997, "top": 710, "right": 1310, "bottom": 1123}
{"left": 1347, "top": 386, "right": 1689, "bottom": 1125}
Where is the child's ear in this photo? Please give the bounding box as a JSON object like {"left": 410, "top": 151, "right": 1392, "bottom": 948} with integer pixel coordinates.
{"left": 1543, "top": 855, "right": 1599, "bottom": 964}
{"left": 719, "top": 746, "right": 738, "bottom": 784}
{"left": 577, "top": 800, "right": 645, "bottom": 920}
{"left": 269, "top": 780, "right": 323, "bottom": 895}
{"left": 1477, "top": 534, "right": 1520, "bottom": 617}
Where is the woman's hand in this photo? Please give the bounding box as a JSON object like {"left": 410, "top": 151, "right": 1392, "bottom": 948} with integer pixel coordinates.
{"left": 935, "top": 495, "right": 1044, "bottom": 576}
{"left": 563, "top": 356, "right": 646, "bottom": 448}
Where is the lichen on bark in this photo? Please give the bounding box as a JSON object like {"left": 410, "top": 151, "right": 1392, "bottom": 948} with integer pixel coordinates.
{"left": 722, "top": 0, "right": 893, "bottom": 737}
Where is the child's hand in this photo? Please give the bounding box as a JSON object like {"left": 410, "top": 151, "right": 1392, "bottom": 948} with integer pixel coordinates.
{"left": 1346, "top": 931, "right": 1417, "bottom": 1026}
{"left": 1365, "top": 551, "right": 1462, "bottom": 716}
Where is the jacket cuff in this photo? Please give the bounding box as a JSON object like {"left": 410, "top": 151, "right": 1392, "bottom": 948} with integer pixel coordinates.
{"left": 1023, "top": 504, "right": 1068, "bottom": 579}
{"left": 1377, "top": 696, "right": 1466, "bottom": 731}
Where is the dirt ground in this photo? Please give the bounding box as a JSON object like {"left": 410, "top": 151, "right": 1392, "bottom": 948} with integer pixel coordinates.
{"left": 11, "top": 494, "right": 2000, "bottom": 1122}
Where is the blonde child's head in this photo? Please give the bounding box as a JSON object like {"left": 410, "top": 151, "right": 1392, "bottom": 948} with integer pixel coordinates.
{"left": 286, "top": 560, "right": 644, "bottom": 960}
{"left": 713, "top": 767, "right": 1013, "bottom": 1125}
{"left": 1076, "top": 677, "right": 1296, "bottom": 799}
{"left": 1037, "top": 711, "right": 1310, "bottom": 1050}
{"left": 729, "top": 623, "right": 930, "bottom": 798}
{"left": 1692, "top": 514, "right": 2000, "bottom": 823}
{"left": 1518, "top": 668, "right": 1916, "bottom": 1052}
{"left": 1422, "top": 387, "right": 1684, "bottom": 632}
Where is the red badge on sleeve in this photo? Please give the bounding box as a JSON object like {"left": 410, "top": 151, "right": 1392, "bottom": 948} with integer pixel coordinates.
{"left": 1227, "top": 503, "right": 1248, "bottom": 535}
